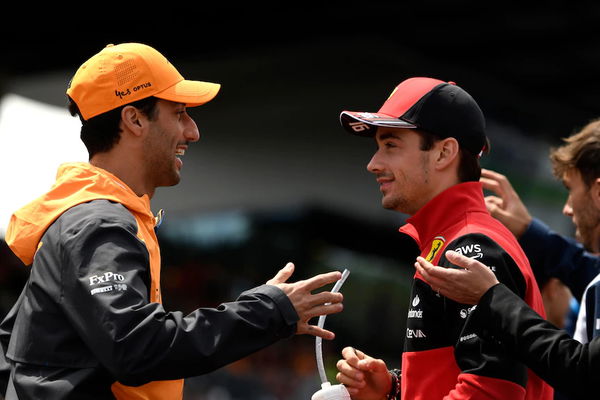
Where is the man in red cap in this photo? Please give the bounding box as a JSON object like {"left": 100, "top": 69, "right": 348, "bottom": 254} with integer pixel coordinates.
{"left": 0, "top": 43, "right": 344, "bottom": 400}
{"left": 334, "top": 77, "right": 553, "bottom": 400}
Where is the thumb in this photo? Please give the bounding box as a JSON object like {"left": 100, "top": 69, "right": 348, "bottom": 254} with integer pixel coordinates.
{"left": 445, "top": 250, "right": 476, "bottom": 270}
{"left": 358, "top": 357, "right": 387, "bottom": 373}
{"left": 266, "top": 262, "right": 295, "bottom": 285}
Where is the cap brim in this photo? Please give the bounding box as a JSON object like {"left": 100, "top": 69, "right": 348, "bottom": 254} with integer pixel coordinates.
{"left": 340, "top": 111, "right": 416, "bottom": 136}
{"left": 155, "top": 79, "right": 221, "bottom": 107}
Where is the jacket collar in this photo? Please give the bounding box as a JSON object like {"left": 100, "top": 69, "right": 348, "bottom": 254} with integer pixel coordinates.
{"left": 399, "top": 181, "right": 487, "bottom": 250}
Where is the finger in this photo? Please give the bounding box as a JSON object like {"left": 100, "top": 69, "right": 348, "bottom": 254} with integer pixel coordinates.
{"left": 297, "top": 323, "right": 335, "bottom": 340}
{"left": 302, "top": 271, "right": 343, "bottom": 291}
{"left": 482, "top": 169, "right": 518, "bottom": 199}
{"left": 357, "top": 357, "right": 388, "bottom": 373}
{"left": 335, "top": 371, "right": 366, "bottom": 389}
{"left": 307, "top": 291, "right": 344, "bottom": 307}
{"left": 445, "top": 250, "right": 482, "bottom": 271}
{"left": 300, "top": 302, "right": 344, "bottom": 321}
{"left": 266, "top": 262, "right": 294, "bottom": 285}
{"left": 484, "top": 195, "right": 503, "bottom": 208}
{"left": 342, "top": 346, "right": 363, "bottom": 365}
{"left": 484, "top": 198, "right": 501, "bottom": 214}
{"left": 480, "top": 176, "right": 504, "bottom": 197}
{"left": 414, "top": 257, "right": 445, "bottom": 287}
{"left": 481, "top": 168, "right": 505, "bottom": 181}
{"left": 336, "top": 358, "right": 365, "bottom": 382}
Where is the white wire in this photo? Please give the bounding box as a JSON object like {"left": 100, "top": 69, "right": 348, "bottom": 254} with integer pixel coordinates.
{"left": 316, "top": 268, "right": 350, "bottom": 384}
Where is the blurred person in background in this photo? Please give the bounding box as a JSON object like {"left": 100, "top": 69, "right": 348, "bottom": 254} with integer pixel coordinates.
{"left": 333, "top": 77, "right": 552, "bottom": 400}
{"left": 481, "top": 119, "right": 600, "bottom": 346}
{"left": 0, "top": 43, "right": 343, "bottom": 400}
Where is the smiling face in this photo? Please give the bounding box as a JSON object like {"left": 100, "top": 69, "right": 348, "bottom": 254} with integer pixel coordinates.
{"left": 143, "top": 99, "right": 200, "bottom": 188}
{"left": 562, "top": 168, "right": 600, "bottom": 252}
{"left": 367, "top": 128, "right": 436, "bottom": 215}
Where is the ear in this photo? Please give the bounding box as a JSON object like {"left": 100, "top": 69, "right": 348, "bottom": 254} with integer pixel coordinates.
{"left": 120, "top": 105, "right": 145, "bottom": 137}
{"left": 433, "top": 137, "right": 460, "bottom": 170}
{"left": 590, "top": 177, "right": 600, "bottom": 209}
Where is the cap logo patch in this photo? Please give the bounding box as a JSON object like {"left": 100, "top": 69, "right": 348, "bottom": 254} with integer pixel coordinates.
{"left": 115, "top": 81, "right": 153, "bottom": 100}
{"left": 348, "top": 121, "right": 370, "bottom": 132}
{"left": 358, "top": 112, "right": 378, "bottom": 119}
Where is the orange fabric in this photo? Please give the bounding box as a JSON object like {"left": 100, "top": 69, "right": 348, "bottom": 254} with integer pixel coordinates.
{"left": 6, "top": 162, "right": 184, "bottom": 399}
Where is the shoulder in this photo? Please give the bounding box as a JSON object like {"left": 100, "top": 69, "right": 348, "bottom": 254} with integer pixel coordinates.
{"left": 441, "top": 233, "right": 527, "bottom": 298}
{"left": 57, "top": 200, "right": 138, "bottom": 234}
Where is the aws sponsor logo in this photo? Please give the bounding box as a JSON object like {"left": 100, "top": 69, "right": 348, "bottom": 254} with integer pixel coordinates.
{"left": 425, "top": 236, "right": 445, "bottom": 262}
{"left": 453, "top": 243, "right": 483, "bottom": 259}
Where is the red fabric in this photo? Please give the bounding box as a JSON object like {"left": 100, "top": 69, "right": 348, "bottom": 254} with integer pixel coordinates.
{"left": 398, "top": 182, "right": 553, "bottom": 400}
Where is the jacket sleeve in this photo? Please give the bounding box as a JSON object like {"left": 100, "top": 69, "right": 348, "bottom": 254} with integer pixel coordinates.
{"left": 520, "top": 218, "right": 600, "bottom": 300}
{"left": 474, "top": 283, "right": 600, "bottom": 398}
{"left": 439, "top": 233, "right": 529, "bottom": 399}
{"left": 0, "top": 288, "right": 24, "bottom": 396}
{"left": 60, "top": 202, "right": 299, "bottom": 386}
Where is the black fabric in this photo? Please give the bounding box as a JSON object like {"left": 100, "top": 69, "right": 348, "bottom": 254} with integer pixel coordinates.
{"left": 401, "top": 83, "right": 486, "bottom": 154}
{"left": 1, "top": 200, "right": 299, "bottom": 399}
{"left": 475, "top": 284, "right": 600, "bottom": 399}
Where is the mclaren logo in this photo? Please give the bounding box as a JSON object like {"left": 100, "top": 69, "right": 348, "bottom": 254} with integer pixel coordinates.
{"left": 425, "top": 236, "right": 445, "bottom": 262}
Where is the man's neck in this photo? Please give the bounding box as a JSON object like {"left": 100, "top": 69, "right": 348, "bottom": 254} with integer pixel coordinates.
{"left": 90, "top": 155, "right": 154, "bottom": 198}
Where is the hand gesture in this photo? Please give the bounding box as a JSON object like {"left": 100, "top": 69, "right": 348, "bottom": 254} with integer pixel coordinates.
{"left": 335, "top": 346, "right": 391, "bottom": 400}
{"left": 480, "top": 168, "right": 532, "bottom": 238}
{"left": 267, "top": 263, "right": 343, "bottom": 339}
{"left": 414, "top": 250, "right": 500, "bottom": 304}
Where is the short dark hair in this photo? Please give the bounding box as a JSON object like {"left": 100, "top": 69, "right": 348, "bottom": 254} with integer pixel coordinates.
{"left": 417, "top": 129, "right": 490, "bottom": 182}
{"left": 68, "top": 96, "right": 159, "bottom": 158}
{"left": 550, "top": 118, "right": 600, "bottom": 188}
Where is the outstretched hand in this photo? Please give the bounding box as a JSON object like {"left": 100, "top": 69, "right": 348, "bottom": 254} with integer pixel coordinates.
{"left": 414, "top": 251, "right": 500, "bottom": 304}
{"left": 267, "top": 263, "right": 343, "bottom": 339}
{"left": 480, "top": 168, "right": 532, "bottom": 238}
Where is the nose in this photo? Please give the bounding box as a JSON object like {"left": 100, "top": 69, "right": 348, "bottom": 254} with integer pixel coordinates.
{"left": 562, "top": 195, "right": 573, "bottom": 217}
{"left": 184, "top": 113, "right": 200, "bottom": 143}
{"left": 367, "top": 151, "right": 382, "bottom": 174}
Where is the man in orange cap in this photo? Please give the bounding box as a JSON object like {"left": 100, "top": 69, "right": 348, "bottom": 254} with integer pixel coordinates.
{"left": 0, "top": 43, "right": 344, "bottom": 399}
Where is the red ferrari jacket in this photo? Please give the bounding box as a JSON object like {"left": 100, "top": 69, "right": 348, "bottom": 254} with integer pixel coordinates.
{"left": 398, "top": 182, "right": 553, "bottom": 400}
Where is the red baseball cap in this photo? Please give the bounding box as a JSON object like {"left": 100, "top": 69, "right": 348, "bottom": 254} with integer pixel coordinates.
{"left": 340, "top": 77, "right": 487, "bottom": 155}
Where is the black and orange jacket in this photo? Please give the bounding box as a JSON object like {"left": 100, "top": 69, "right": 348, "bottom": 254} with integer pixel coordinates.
{"left": 398, "top": 182, "right": 553, "bottom": 400}
{"left": 0, "top": 162, "right": 298, "bottom": 399}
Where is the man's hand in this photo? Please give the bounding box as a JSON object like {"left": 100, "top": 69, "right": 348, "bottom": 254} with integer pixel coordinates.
{"left": 414, "top": 251, "right": 500, "bottom": 304}
{"left": 335, "top": 346, "right": 391, "bottom": 400}
{"left": 267, "top": 263, "right": 343, "bottom": 339}
{"left": 480, "top": 168, "right": 532, "bottom": 238}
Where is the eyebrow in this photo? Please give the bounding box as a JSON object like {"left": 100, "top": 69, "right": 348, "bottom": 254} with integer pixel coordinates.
{"left": 378, "top": 131, "right": 404, "bottom": 141}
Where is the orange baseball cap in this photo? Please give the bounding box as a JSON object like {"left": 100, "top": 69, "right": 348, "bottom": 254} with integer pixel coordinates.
{"left": 66, "top": 43, "right": 221, "bottom": 120}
